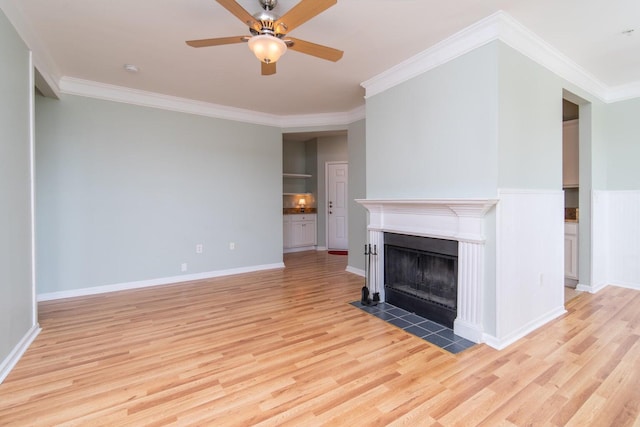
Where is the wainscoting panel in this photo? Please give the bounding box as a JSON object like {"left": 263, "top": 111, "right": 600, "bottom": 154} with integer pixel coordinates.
{"left": 492, "top": 189, "right": 566, "bottom": 349}
{"left": 606, "top": 191, "right": 640, "bottom": 290}
{"left": 587, "top": 190, "right": 610, "bottom": 293}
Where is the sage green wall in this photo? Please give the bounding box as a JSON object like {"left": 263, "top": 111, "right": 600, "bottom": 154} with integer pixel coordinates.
{"left": 497, "top": 43, "right": 563, "bottom": 189}
{"left": 347, "top": 119, "right": 366, "bottom": 271}
{"left": 36, "top": 94, "right": 283, "bottom": 294}
{"left": 366, "top": 42, "right": 500, "bottom": 199}
{"left": 0, "top": 9, "right": 35, "bottom": 372}
{"left": 316, "top": 135, "right": 348, "bottom": 248}
{"left": 600, "top": 98, "right": 640, "bottom": 190}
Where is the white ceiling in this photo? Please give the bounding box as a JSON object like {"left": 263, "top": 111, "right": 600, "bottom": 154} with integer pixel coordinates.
{"left": 5, "top": 0, "right": 640, "bottom": 117}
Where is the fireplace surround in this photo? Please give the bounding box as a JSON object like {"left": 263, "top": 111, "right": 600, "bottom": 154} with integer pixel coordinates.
{"left": 356, "top": 199, "right": 497, "bottom": 343}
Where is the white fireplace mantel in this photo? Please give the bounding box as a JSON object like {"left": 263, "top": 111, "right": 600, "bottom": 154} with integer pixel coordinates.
{"left": 356, "top": 198, "right": 498, "bottom": 243}
{"left": 355, "top": 198, "right": 498, "bottom": 343}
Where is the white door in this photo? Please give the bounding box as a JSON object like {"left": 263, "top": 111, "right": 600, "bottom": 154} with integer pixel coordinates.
{"left": 327, "top": 162, "right": 348, "bottom": 250}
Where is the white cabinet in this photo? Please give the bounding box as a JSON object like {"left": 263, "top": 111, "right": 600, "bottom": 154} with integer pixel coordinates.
{"left": 283, "top": 214, "right": 317, "bottom": 252}
{"left": 283, "top": 215, "right": 292, "bottom": 248}
{"left": 563, "top": 120, "right": 579, "bottom": 188}
{"left": 564, "top": 222, "right": 579, "bottom": 280}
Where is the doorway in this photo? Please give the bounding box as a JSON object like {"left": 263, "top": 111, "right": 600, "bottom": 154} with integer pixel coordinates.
{"left": 326, "top": 162, "right": 348, "bottom": 250}
{"left": 562, "top": 98, "right": 579, "bottom": 295}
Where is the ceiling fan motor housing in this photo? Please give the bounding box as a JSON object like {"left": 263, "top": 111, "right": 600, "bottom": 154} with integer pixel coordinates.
{"left": 260, "top": 0, "right": 277, "bottom": 10}
{"left": 252, "top": 3, "right": 280, "bottom": 34}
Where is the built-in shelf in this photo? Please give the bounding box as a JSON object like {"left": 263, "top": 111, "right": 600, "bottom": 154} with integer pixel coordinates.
{"left": 283, "top": 173, "right": 312, "bottom": 179}
{"left": 283, "top": 192, "right": 312, "bottom": 196}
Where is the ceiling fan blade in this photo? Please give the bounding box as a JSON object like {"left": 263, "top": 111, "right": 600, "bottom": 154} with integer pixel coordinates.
{"left": 262, "top": 62, "right": 276, "bottom": 76}
{"left": 215, "top": 0, "right": 262, "bottom": 32}
{"left": 186, "top": 36, "right": 248, "bottom": 48}
{"left": 274, "top": 0, "right": 336, "bottom": 35}
{"left": 285, "top": 37, "right": 343, "bottom": 62}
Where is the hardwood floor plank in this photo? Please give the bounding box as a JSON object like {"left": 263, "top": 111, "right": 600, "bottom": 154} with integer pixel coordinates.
{"left": 1, "top": 251, "right": 639, "bottom": 425}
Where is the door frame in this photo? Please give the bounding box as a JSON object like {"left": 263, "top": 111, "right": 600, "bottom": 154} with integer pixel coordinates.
{"left": 325, "top": 161, "right": 348, "bottom": 250}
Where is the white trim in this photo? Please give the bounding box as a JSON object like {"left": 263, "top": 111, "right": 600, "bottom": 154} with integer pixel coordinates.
{"left": 37, "top": 262, "right": 284, "bottom": 301}
{"left": 361, "top": 11, "right": 503, "bottom": 98}
{"left": 483, "top": 306, "right": 566, "bottom": 350}
{"left": 280, "top": 105, "right": 366, "bottom": 128}
{"left": 283, "top": 246, "right": 316, "bottom": 253}
{"left": 58, "top": 77, "right": 365, "bottom": 128}
{"left": 356, "top": 198, "right": 498, "bottom": 244}
{"left": 576, "top": 282, "right": 608, "bottom": 294}
{"left": 346, "top": 266, "right": 365, "bottom": 277}
{"left": 59, "top": 77, "right": 282, "bottom": 126}
{"left": 361, "top": 10, "right": 637, "bottom": 104}
{"left": 0, "top": 324, "right": 41, "bottom": 384}
{"left": 316, "top": 245, "right": 328, "bottom": 251}
{"left": 28, "top": 51, "right": 37, "bottom": 325}
{"left": 495, "top": 13, "right": 609, "bottom": 101}
{"left": 607, "top": 81, "right": 640, "bottom": 103}
{"left": 609, "top": 282, "right": 640, "bottom": 291}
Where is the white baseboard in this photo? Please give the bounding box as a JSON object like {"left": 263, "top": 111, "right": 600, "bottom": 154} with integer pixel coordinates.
{"left": 483, "top": 306, "right": 566, "bottom": 350}
{"left": 283, "top": 246, "right": 317, "bottom": 254}
{"left": 316, "top": 246, "right": 327, "bottom": 251}
{"left": 454, "top": 318, "right": 484, "bottom": 344}
{"left": 0, "top": 324, "right": 41, "bottom": 384}
{"left": 345, "top": 266, "right": 365, "bottom": 277}
{"left": 609, "top": 282, "right": 640, "bottom": 291}
{"left": 37, "top": 262, "right": 285, "bottom": 301}
{"left": 576, "top": 282, "right": 608, "bottom": 294}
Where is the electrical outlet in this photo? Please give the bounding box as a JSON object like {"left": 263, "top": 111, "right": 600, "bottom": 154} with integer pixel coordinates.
{"left": 196, "top": 244, "right": 203, "bottom": 254}
{"left": 181, "top": 263, "right": 187, "bottom": 272}
{"left": 229, "top": 242, "right": 235, "bottom": 250}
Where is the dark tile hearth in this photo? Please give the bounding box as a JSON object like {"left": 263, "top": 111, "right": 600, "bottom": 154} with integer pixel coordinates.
{"left": 350, "top": 301, "right": 476, "bottom": 354}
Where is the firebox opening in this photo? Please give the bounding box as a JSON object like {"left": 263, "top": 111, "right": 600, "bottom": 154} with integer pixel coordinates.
{"left": 384, "top": 233, "right": 458, "bottom": 328}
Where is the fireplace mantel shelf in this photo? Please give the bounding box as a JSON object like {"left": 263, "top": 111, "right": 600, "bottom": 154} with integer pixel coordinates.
{"left": 356, "top": 198, "right": 498, "bottom": 243}
{"left": 355, "top": 199, "right": 498, "bottom": 218}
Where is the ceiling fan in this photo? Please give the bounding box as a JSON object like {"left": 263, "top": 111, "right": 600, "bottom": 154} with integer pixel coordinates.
{"left": 186, "top": 0, "right": 343, "bottom": 75}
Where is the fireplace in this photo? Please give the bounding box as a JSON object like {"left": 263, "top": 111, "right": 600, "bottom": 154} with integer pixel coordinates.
{"left": 384, "top": 233, "right": 458, "bottom": 327}
{"left": 355, "top": 198, "right": 497, "bottom": 343}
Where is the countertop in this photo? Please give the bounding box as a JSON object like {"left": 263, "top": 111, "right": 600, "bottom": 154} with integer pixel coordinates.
{"left": 565, "top": 207, "right": 579, "bottom": 222}
{"left": 283, "top": 208, "right": 317, "bottom": 215}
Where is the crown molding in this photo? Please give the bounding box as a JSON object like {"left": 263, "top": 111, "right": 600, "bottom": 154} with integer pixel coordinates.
{"left": 606, "top": 81, "right": 640, "bottom": 103}
{"left": 59, "top": 77, "right": 283, "bottom": 126}
{"left": 361, "top": 10, "right": 639, "bottom": 104}
{"left": 361, "top": 12, "right": 503, "bottom": 99}
{"left": 280, "top": 104, "right": 366, "bottom": 129}
{"left": 495, "top": 12, "right": 609, "bottom": 101}
{"left": 59, "top": 77, "right": 365, "bottom": 128}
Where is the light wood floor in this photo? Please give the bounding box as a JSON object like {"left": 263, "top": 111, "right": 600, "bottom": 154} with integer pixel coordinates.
{"left": 1, "top": 251, "right": 639, "bottom": 426}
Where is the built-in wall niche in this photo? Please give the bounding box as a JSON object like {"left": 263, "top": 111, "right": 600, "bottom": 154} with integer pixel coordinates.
{"left": 282, "top": 193, "right": 315, "bottom": 209}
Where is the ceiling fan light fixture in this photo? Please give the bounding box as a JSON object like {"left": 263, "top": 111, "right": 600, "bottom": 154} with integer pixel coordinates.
{"left": 248, "top": 34, "right": 287, "bottom": 64}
